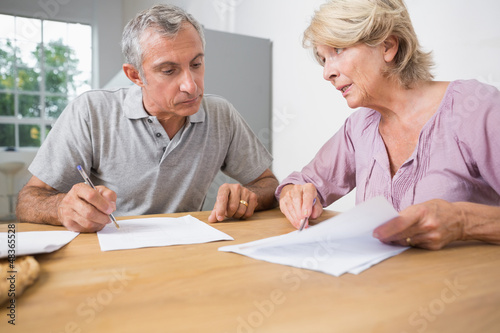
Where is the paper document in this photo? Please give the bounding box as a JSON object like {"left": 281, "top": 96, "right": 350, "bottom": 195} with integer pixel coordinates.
{"left": 219, "top": 197, "right": 409, "bottom": 277}
{"left": 97, "top": 215, "right": 234, "bottom": 252}
{"left": 0, "top": 231, "right": 79, "bottom": 258}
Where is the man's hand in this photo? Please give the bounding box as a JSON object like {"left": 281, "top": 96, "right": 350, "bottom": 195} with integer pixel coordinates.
{"left": 208, "top": 168, "right": 278, "bottom": 223}
{"left": 57, "top": 183, "right": 117, "bottom": 232}
{"left": 208, "top": 183, "right": 258, "bottom": 222}
{"left": 278, "top": 183, "right": 323, "bottom": 229}
{"left": 16, "top": 175, "right": 117, "bottom": 233}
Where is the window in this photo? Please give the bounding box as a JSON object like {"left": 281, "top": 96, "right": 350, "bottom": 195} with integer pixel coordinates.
{"left": 0, "top": 14, "right": 92, "bottom": 149}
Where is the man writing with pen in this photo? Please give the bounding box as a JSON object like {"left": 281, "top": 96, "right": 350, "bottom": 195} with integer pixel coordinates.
{"left": 16, "top": 4, "right": 278, "bottom": 232}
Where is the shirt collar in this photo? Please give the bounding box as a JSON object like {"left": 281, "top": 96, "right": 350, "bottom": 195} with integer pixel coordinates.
{"left": 123, "top": 84, "right": 206, "bottom": 123}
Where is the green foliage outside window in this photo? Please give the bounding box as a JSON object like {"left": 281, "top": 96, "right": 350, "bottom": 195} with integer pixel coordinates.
{"left": 0, "top": 124, "right": 15, "bottom": 147}
{"left": 0, "top": 16, "right": 90, "bottom": 148}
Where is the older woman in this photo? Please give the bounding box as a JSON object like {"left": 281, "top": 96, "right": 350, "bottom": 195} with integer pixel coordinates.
{"left": 276, "top": 0, "right": 500, "bottom": 250}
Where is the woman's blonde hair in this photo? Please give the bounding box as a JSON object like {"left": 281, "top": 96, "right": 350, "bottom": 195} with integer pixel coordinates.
{"left": 303, "top": 0, "right": 434, "bottom": 88}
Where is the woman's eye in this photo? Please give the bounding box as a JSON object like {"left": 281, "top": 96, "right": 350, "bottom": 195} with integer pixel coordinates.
{"left": 335, "top": 48, "right": 344, "bottom": 55}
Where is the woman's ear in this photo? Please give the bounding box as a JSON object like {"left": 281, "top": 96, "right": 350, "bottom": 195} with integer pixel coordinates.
{"left": 122, "top": 63, "right": 145, "bottom": 87}
{"left": 383, "top": 35, "right": 399, "bottom": 63}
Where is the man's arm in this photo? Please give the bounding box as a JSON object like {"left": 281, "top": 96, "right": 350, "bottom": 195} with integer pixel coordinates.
{"left": 16, "top": 175, "right": 116, "bottom": 232}
{"left": 208, "top": 168, "right": 279, "bottom": 222}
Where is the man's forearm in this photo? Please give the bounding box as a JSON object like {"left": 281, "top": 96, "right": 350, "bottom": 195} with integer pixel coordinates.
{"left": 246, "top": 176, "right": 279, "bottom": 211}
{"left": 16, "top": 186, "right": 64, "bottom": 225}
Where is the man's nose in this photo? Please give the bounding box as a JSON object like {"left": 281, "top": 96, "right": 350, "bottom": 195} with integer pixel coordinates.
{"left": 180, "top": 71, "right": 197, "bottom": 94}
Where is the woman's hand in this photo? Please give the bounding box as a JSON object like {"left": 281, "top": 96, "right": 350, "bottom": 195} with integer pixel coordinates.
{"left": 278, "top": 183, "right": 323, "bottom": 229}
{"left": 373, "top": 199, "right": 466, "bottom": 250}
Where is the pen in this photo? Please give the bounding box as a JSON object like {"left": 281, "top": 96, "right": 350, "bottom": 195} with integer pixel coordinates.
{"left": 299, "top": 198, "right": 316, "bottom": 231}
{"left": 77, "top": 165, "right": 120, "bottom": 229}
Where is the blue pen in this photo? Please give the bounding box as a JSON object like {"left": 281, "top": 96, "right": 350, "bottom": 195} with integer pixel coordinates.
{"left": 299, "top": 198, "right": 317, "bottom": 231}
{"left": 77, "top": 165, "right": 120, "bottom": 229}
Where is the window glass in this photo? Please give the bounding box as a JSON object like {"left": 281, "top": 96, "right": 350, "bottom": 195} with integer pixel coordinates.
{"left": 45, "top": 124, "right": 52, "bottom": 137}
{"left": 0, "top": 93, "right": 14, "bottom": 116}
{"left": 19, "top": 124, "right": 41, "bottom": 147}
{"left": 43, "top": 20, "right": 67, "bottom": 44}
{"left": 0, "top": 15, "right": 92, "bottom": 149}
{"left": 46, "top": 66, "right": 69, "bottom": 94}
{"left": 69, "top": 24, "right": 92, "bottom": 73}
{"left": 0, "top": 15, "right": 15, "bottom": 39}
{"left": 0, "top": 40, "right": 16, "bottom": 90}
{"left": 17, "top": 65, "right": 41, "bottom": 92}
{"left": 19, "top": 94, "right": 41, "bottom": 118}
{"left": 16, "top": 40, "right": 40, "bottom": 70}
{"left": 45, "top": 95, "right": 67, "bottom": 119}
{"left": 15, "top": 17, "right": 41, "bottom": 43}
{"left": 0, "top": 124, "right": 15, "bottom": 147}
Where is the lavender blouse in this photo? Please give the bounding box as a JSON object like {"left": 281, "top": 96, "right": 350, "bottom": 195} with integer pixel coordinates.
{"left": 276, "top": 80, "right": 500, "bottom": 212}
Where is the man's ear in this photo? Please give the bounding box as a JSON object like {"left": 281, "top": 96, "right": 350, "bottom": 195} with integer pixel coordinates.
{"left": 383, "top": 35, "right": 399, "bottom": 63}
{"left": 122, "top": 63, "right": 144, "bottom": 87}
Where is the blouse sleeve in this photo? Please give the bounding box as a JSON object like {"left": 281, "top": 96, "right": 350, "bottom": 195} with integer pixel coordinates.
{"left": 457, "top": 81, "right": 500, "bottom": 196}
{"left": 275, "top": 116, "right": 357, "bottom": 207}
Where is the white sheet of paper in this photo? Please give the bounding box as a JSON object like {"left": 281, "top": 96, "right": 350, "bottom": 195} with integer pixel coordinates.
{"left": 0, "top": 231, "right": 79, "bottom": 258}
{"left": 219, "top": 197, "right": 409, "bottom": 276}
{"left": 97, "top": 215, "right": 234, "bottom": 252}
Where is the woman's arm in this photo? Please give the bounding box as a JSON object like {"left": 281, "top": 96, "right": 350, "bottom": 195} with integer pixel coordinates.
{"left": 373, "top": 199, "right": 500, "bottom": 250}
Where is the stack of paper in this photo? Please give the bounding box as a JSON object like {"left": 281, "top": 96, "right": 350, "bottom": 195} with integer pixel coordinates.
{"left": 97, "top": 215, "right": 234, "bottom": 251}
{"left": 219, "top": 197, "right": 409, "bottom": 276}
{"left": 0, "top": 231, "right": 79, "bottom": 258}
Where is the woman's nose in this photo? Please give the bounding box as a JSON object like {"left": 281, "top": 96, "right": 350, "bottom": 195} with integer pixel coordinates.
{"left": 323, "top": 59, "right": 338, "bottom": 82}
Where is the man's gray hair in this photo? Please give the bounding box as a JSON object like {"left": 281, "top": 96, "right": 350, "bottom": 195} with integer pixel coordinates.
{"left": 121, "top": 4, "right": 205, "bottom": 76}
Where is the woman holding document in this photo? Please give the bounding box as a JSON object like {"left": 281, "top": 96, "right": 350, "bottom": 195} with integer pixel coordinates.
{"left": 276, "top": 0, "right": 500, "bottom": 250}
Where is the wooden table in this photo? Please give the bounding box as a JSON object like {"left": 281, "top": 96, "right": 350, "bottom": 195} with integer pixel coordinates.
{"left": 1, "top": 208, "right": 499, "bottom": 333}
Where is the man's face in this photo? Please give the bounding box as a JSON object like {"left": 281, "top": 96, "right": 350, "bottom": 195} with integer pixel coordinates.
{"left": 138, "top": 23, "right": 205, "bottom": 119}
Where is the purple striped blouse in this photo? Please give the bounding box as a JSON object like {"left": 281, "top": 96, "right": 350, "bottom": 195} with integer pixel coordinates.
{"left": 276, "top": 80, "right": 500, "bottom": 211}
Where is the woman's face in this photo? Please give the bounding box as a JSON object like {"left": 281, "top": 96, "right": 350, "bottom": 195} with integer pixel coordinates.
{"left": 316, "top": 43, "right": 389, "bottom": 109}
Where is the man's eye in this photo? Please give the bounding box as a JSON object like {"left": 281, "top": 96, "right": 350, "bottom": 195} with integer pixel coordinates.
{"left": 163, "top": 69, "right": 175, "bottom": 75}
{"left": 192, "top": 62, "right": 202, "bottom": 68}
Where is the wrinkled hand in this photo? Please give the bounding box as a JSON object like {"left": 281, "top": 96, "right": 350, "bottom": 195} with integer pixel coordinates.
{"left": 278, "top": 183, "right": 323, "bottom": 229}
{"left": 57, "top": 183, "right": 117, "bottom": 232}
{"left": 208, "top": 183, "right": 258, "bottom": 222}
{"left": 373, "top": 199, "right": 466, "bottom": 250}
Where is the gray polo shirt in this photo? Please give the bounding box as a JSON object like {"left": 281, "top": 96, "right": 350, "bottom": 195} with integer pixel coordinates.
{"left": 29, "top": 85, "right": 272, "bottom": 216}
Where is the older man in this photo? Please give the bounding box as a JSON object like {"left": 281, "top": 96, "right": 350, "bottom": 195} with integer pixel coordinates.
{"left": 16, "top": 4, "right": 277, "bottom": 232}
